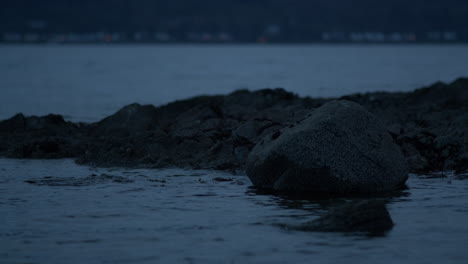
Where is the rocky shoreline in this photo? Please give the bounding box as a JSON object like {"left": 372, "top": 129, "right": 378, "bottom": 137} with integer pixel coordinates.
{"left": 1, "top": 78, "right": 467, "bottom": 174}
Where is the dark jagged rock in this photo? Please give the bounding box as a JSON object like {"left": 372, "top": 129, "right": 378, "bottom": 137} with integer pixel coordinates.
{"left": 246, "top": 100, "right": 408, "bottom": 195}
{"left": 0, "top": 79, "right": 467, "bottom": 174}
{"left": 0, "top": 113, "right": 72, "bottom": 132}
{"left": 343, "top": 78, "right": 468, "bottom": 173}
{"left": 284, "top": 200, "right": 394, "bottom": 235}
{"left": 0, "top": 113, "right": 82, "bottom": 159}
{"left": 89, "top": 103, "right": 159, "bottom": 137}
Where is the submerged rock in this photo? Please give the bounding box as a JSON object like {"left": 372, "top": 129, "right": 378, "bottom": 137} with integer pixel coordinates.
{"left": 287, "top": 200, "right": 394, "bottom": 234}
{"left": 247, "top": 100, "right": 408, "bottom": 195}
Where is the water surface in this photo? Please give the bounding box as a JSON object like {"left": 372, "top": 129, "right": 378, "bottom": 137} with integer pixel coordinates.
{"left": 1, "top": 159, "right": 467, "bottom": 264}
{"left": 1, "top": 44, "right": 468, "bottom": 263}
{"left": 1, "top": 44, "right": 467, "bottom": 122}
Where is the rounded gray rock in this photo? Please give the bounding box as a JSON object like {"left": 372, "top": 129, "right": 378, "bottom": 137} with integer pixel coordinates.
{"left": 246, "top": 100, "right": 408, "bottom": 195}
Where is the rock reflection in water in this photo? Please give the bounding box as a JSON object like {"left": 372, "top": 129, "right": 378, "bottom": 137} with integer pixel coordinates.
{"left": 1, "top": 159, "right": 468, "bottom": 264}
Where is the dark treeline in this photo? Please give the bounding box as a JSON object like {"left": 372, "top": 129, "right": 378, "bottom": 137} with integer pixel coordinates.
{"left": 2, "top": 0, "right": 468, "bottom": 42}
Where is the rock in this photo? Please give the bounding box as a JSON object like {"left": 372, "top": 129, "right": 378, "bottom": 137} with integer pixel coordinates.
{"left": 434, "top": 135, "right": 456, "bottom": 150}
{"left": 453, "top": 152, "right": 468, "bottom": 173}
{"left": 407, "top": 155, "right": 429, "bottom": 172}
{"left": 288, "top": 200, "right": 394, "bottom": 234}
{"left": 90, "top": 103, "right": 158, "bottom": 136}
{"left": 387, "top": 124, "right": 402, "bottom": 137}
{"left": 0, "top": 113, "right": 26, "bottom": 131}
{"left": 1, "top": 79, "right": 467, "bottom": 173}
{"left": 0, "top": 113, "right": 73, "bottom": 133}
{"left": 233, "top": 120, "right": 263, "bottom": 140}
{"left": 0, "top": 113, "right": 81, "bottom": 159}
{"left": 406, "top": 77, "right": 468, "bottom": 108}
{"left": 233, "top": 120, "right": 281, "bottom": 142}
{"left": 234, "top": 146, "right": 250, "bottom": 162}
{"left": 246, "top": 100, "right": 408, "bottom": 195}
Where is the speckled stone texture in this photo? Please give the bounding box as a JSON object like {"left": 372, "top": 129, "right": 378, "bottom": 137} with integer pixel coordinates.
{"left": 246, "top": 100, "right": 408, "bottom": 195}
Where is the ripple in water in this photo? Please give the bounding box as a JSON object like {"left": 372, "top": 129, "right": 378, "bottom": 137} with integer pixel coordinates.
{"left": 0, "top": 158, "right": 467, "bottom": 264}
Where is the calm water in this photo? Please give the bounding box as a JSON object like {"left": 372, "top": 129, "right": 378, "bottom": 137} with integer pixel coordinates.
{"left": 1, "top": 44, "right": 467, "bottom": 122}
{"left": 1, "top": 159, "right": 468, "bottom": 264}
{"left": 1, "top": 45, "right": 468, "bottom": 263}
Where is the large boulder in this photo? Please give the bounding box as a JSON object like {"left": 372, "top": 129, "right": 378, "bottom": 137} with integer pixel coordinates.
{"left": 246, "top": 100, "right": 408, "bottom": 195}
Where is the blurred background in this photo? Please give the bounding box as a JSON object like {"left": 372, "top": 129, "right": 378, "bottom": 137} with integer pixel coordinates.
{"left": 1, "top": 0, "right": 467, "bottom": 122}
{"left": 2, "top": 0, "right": 468, "bottom": 43}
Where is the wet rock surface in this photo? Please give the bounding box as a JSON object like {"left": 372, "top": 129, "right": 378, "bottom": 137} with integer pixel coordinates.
{"left": 343, "top": 78, "right": 468, "bottom": 173}
{"left": 1, "top": 79, "right": 467, "bottom": 174}
{"left": 284, "top": 200, "right": 394, "bottom": 235}
{"left": 246, "top": 100, "right": 408, "bottom": 194}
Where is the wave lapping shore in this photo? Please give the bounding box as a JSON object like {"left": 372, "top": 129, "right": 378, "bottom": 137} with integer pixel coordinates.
{"left": 1, "top": 78, "right": 467, "bottom": 174}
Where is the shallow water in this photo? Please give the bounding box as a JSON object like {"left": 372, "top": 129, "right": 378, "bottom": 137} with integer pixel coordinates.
{"left": 1, "top": 158, "right": 467, "bottom": 264}
{"left": 1, "top": 44, "right": 467, "bottom": 122}
{"left": 1, "top": 44, "right": 468, "bottom": 263}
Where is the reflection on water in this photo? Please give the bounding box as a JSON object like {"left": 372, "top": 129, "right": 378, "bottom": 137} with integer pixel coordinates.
{"left": 1, "top": 158, "right": 468, "bottom": 264}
